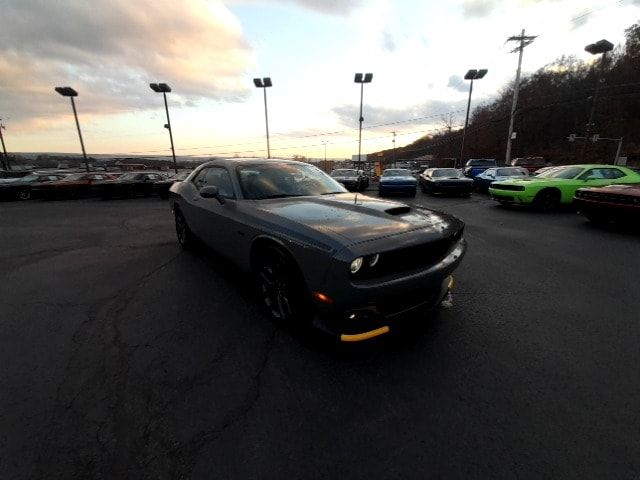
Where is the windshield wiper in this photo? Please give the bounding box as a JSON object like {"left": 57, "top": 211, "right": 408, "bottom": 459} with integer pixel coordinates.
{"left": 321, "top": 191, "right": 346, "bottom": 195}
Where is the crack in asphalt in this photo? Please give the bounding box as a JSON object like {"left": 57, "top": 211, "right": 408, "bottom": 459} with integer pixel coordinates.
{"left": 138, "top": 327, "right": 279, "bottom": 477}
{"left": 29, "top": 252, "right": 181, "bottom": 479}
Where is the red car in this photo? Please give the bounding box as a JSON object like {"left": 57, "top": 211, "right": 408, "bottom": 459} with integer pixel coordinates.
{"left": 574, "top": 183, "right": 640, "bottom": 224}
{"left": 40, "top": 172, "right": 118, "bottom": 200}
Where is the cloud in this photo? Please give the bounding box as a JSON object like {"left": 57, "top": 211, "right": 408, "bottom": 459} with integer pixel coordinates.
{"left": 447, "top": 75, "right": 468, "bottom": 93}
{"left": 332, "top": 99, "right": 470, "bottom": 132}
{"left": 269, "top": 0, "right": 363, "bottom": 15}
{"left": 381, "top": 31, "right": 397, "bottom": 52}
{"left": 462, "top": 0, "right": 499, "bottom": 18}
{"left": 0, "top": 0, "right": 254, "bottom": 128}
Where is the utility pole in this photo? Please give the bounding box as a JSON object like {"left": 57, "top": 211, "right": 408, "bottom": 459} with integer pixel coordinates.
{"left": 0, "top": 119, "right": 9, "bottom": 170}
{"left": 392, "top": 131, "right": 396, "bottom": 167}
{"left": 505, "top": 29, "right": 536, "bottom": 165}
{"left": 581, "top": 39, "right": 614, "bottom": 162}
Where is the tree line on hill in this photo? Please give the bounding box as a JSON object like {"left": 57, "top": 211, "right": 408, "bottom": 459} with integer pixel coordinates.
{"left": 375, "top": 21, "right": 640, "bottom": 168}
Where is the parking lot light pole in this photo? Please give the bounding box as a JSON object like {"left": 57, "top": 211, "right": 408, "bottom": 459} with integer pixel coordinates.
{"left": 150, "top": 83, "right": 178, "bottom": 174}
{"left": 55, "top": 87, "right": 89, "bottom": 172}
{"left": 458, "top": 69, "right": 487, "bottom": 168}
{"left": 581, "top": 39, "right": 614, "bottom": 162}
{"left": 0, "top": 119, "right": 9, "bottom": 170}
{"left": 253, "top": 77, "right": 273, "bottom": 158}
{"left": 354, "top": 73, "right": 373, "bottom": 169}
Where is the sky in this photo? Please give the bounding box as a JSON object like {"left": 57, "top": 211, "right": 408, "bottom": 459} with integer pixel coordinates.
{"left": 0, "top": 0, "right": 638, "bottom": 160}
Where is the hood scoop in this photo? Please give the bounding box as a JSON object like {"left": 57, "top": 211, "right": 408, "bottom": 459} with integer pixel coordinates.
{"left": 385, "top": 206, "right": 411, "bottom": 216}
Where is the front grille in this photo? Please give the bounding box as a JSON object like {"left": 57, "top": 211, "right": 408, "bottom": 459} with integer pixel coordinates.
{"left": 491, "top": 184, "right": 525, "bottom": 191}
{"left": 438, "top": 182, "right": 472, "bottom": 188}
{"left": 577, "top": 190, "right": 640, "bottom": 206}
{"left": 354, "top": 228, "right": 463, "bottom": 280}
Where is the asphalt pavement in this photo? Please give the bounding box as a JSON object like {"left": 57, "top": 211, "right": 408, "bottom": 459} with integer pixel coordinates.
{"left": 1, "top": 194, "right": 639, "bottom": 479}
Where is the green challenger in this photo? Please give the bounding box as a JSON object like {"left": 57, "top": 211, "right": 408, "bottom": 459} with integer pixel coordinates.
{"left": 489, "top": 164, "right": 640, "bottom": 210}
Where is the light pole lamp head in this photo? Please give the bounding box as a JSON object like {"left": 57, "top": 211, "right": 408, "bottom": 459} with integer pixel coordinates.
{"left": 55, "top": 86, "right": 78, "bottom": 97}
{"left": 253, "top": 77, "right": 272, "bottom": 88}
{"left": 585, "top": 39, "right": 614, "bottom": 55}
{"left": 464, "top": 69, "right": 488, "bottom": 80}
{"left": 150, "top": 83, "right": 171, "bottom": 93}
{"left": 354, "top": 73, "right": 373, "bottom": 83}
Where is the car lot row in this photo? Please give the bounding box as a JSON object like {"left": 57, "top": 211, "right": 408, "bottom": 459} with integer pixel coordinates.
{"left": 367, "top": 163, "right": 640, "bottom": 227}
{"left": 0, "top": 170, "right": 191, "bottom": 201}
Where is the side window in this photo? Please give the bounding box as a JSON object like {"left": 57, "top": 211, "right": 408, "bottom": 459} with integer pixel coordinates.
{"left": 602, "top": 168, "right": 625, "bottom": 179}
{"left": 194, "top": 167, "right": 235, "bottom": 198}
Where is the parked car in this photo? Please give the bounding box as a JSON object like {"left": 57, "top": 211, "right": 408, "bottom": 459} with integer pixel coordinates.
{"left": 40, "top": 172, "right": 118, "bottom": 199}
{"left": 474, "top": 167, "right": 530, "bottom": 193}
{"left": 510, "top": 156, "right": 546, "bottom": 173}
{"left": 489, "top": 164, "right": 640, "bottom": 210}
{"left": 169, "top": 158, "right": 466, "bottom": 342}
{"left": 0, "top": 170, "right": 33, "bottom": 180}
{"left": 574, "top": 183, "right": 640, "bottom": 225}
{"left": 99, "top": 172, "right": 166, "bottom": 199}
{"left": 532, "top": 166, "right": 558, "bottom": 176}
{"left": 330, "top": 169, "right": 367, "bottom": 191}
{"left": 154, "top": 171, "right": 191, "bottom": 199}
{"left": 378, "top": 168, "right": 417, "bottom": 197}
{"left": 419, "top": 168, "right": 474, "bottom": 196}
{"left": 0, "top": 173, "right": 66, "bottom": 200}
{"left": 463, "top": 158, "right": 497, "bottom": 178}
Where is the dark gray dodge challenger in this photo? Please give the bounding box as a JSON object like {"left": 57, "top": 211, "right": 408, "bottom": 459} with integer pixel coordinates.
{"left": 170, "top": 158, "right": 466, "bottom": 342}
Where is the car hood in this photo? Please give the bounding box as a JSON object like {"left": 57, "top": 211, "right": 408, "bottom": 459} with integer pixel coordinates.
{"left": 493, "top": 177, "right": 567, "bottom": 186}
{"left": 380, "top": 176, "right": 416, "bottom": 183}
{"left": 578, "top": 183, "right": 640, "bottom": 196}
{"left": 253, "top": 193, "right": 460, "bottom": 246}
{"left": 433, "top": 177, "right": 471, "bottom": 182}
{"left": 332, "top": 176, "right": 358, "bottom": 181}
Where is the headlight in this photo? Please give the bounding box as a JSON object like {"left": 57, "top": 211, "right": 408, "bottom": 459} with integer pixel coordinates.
{"left": 350, "top": 257, "right": 363, "bottom": 274}
{"left": 369, "top": 254, "right": 380, "bottom": 267}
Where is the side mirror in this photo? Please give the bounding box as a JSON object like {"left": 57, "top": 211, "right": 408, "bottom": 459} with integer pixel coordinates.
{"left": 200, "top": 185, "right": 225, "bottom": 204}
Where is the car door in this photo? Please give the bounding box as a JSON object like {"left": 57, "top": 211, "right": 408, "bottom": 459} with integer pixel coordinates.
{"left": 141, "top": 173, "right": 161, "bottom": 195}
{"left": 188, "top": 166, "right": 238, "bottom": 257}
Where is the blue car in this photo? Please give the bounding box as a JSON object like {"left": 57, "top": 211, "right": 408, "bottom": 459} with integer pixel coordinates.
{"left": 463, "top": 158, "right": 497, "bottom": 178}
{"left": 473, "top": 166, "right": 530, "bottom": 192}
{"left": 378, "top": 168, "right": 417, "bottom": 197}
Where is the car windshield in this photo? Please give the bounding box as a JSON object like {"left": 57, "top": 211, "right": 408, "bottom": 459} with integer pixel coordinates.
{"left": 382, "top": 169, "right": 411, "bottom": 177}
{"left": 331, "top": 169, "right": 357, "bottom": 176}
{"left": 536, "top": 166, "right": 584, "bottom": 179}
{"left": 432, "top": 169, "right": 462, "bottom": 178}
{"left": 171, "top": 172, "right": 190, "bottom": 180}
{"left": 62, "top": 173, "right": 86, "bottom": 181}
{"left": 14, "top": 174, "right": 39, "bottom": 183}
{"left": 467, "top": 159, "right": 496, "bottom": 167}
{"left": 238, "top": 162, "right": 347, "bottom": 199}
{"left": 118, "top": 173, "right": 142, "bottom": 181}
{"left": 497, "top": 168, "right": 528, "bottom": 176}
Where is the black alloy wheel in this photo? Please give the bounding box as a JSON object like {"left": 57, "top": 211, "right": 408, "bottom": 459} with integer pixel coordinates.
{"left": 254, "top": 247, "right": 309, "bottom": 326}
{"left": 533, "top": 189, "right": 560, "bottom": 211}
{"left": 16, "top": 188, "right": 31, "bottom": 201}
{"left": 174, "top": 209, "right": 194, "bottom": 249}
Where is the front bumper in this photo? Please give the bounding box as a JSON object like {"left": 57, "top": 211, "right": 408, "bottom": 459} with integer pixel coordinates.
{"left": 489, "top": 188, "right": 534, "bottom": 204}
{"left": 379, "top": 183, "right": 417, "bottom": 194}
{"left": 432, "top": 183, "right": 474, "bottom": 194}
{"left": 312, "top": 239, "right": 466, "bottom": 342}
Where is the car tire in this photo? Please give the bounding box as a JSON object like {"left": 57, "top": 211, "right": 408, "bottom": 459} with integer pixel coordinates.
{"left": 253, "top": 246, "right": 311, "bottom": 327}
{"left": 174, "top": 208, "right": 195, "bottom": 249}
{"left": 409, "top": 189, "right": 417, "bottom": 198}
{"left": 533, "top": 189, "right": 560, "bottom": 211}
{"left": 16, "top": 188, "right": 31, "bottom": 201}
